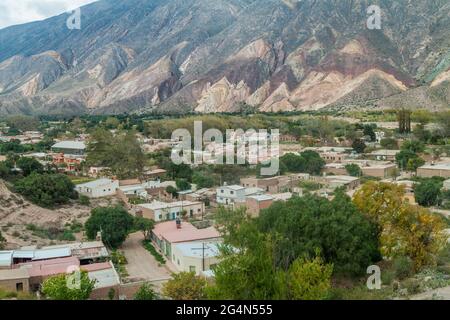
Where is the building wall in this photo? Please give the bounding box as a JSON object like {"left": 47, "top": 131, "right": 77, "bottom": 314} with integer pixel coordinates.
{"left": 76, "top": 181, "right": 119, "bottom": 198}
{"left": 417, "top": 168, "right": 450, "bottom": 178}
{"left": 245, "top": 198, "right": 273, "bottom": 217}
{"left": 0, "top": 277, "right": 30, "bottom": 293}
{"left": 362, "top": 166, "right": 397, "bottom": 178}
{"left": 171, "top": 247, "right": 219, "bottom": 275}
{"left": 140, "top": 203, "right": 204, "bottom": 222}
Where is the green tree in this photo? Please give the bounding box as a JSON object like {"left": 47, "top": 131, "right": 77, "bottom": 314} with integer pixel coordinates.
{"left": 401, "top": 140, "right": 425, "bottom": 153}
{"left": 414, "top": 179, "right": 443, "bottom": 207}
{"left": 85, "top": 206, "right": 134, "bottom": 249}
{"left": 134, "top": 216, "right": 155, "bottom": 240}
{"left": 162, "top": 272, "right": 207, "bottom": 300}
{"left": 257, "top": 192, "right": 381, "bottom": 276}
{"left": 14, "top": 173, "right": 77, "bottom": 208}
{"left": 134, "top": 283, "right": 158, "bottom": 300}
{"left": 192, "top": 172, "right": 215, "bottom": 188}
{"left": 352, "top": 139, "right": 367, "bottom": 154}
{"left": 363, "top": 125, "right": 376, "bottom": 142}
{"left": 176, "top": 178, "right": 191, "bottom": 191}
{"left": 86, "top": 128, "right": 145, "bottom": 179}
{"left": 6, "top": 115, "right": 39, "bottom": 132}
{"left": 41, "top": 271, "right": 96, "bottom": 300}
{"left": 16, "top": 157, "right": 44, "bottom": 176}
{"left": 280, "top": 151, "right": 325, "bottom": 175}
{"left": 380, "top": 138, "right": 398, "bottom": 150}
{"left": 396, "top": 150, "right": 424, "bottom": 172}
{"left": 345, "top": 164, "right": 362, "bottom": 177}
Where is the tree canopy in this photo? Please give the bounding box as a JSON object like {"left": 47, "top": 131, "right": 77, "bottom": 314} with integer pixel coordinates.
{"left": 162, "top": 272, "right": 208, "bottom": 300}
{"left": 14, "top": 173, "right": 77, "bottom": 208}
{"left": 354, "top": 182, "right": 446, "bottom": 271}
{"left": 85, "top": 206, "right": 135, "bottom": 249}
{"left": 41, "top": 271, "right": 96, "bottom": 300}
{"left": 86, "top": 128, "right": 145, "bottom": 179}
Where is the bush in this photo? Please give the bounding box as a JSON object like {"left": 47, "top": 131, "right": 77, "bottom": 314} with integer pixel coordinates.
{"left": 393, "top": 257, "right": 414, "bottom": 280}
{"left": 143, "top": 240, "right": 166, "bottom": 264}
{"left": 78, "top": 195, "right": 90, "bottom": 206}
{"left": 14, "top": 173, "right": 78, "bottom": 208}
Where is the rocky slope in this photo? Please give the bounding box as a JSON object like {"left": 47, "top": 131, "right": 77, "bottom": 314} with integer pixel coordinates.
{"left": 0, "top": 0, "right": 449, "bottom": 115}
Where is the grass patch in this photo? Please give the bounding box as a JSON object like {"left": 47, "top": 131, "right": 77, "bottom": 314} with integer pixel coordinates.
{"left": 142, "top": 240, "right": 166, "bottom": 264}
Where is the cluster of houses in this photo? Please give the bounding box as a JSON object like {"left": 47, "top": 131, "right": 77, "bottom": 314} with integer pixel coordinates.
{"left": 0, "top": 241, "right": 121, "bottom": 299}
{"left": 6, "top": 128, "right": 450, "bottom": 298}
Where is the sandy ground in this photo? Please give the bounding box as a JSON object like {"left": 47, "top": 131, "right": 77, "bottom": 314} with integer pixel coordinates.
{"left": 410, "top": 286, "right": 450, "bottom": 300}
{"left": 121, "top": 232, "right": 172, "bottom": 283}
{"left": 0, "top": 179, "right": 119, "bottom": 248}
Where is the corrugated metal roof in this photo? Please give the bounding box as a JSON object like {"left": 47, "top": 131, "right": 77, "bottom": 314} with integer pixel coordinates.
{"left": 52, "top": 141, "right": 86, "bottom": 150}
{"left": 32, "top": 247, "right": 71, "bottom": 261}
{"left": 0, "top": 251, "right": 13, "bottom": 267}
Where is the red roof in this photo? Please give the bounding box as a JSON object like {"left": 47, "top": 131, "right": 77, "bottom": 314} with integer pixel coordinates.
{"left": 16, "top": 256, "right": 80, "bottom": 278}
{"left": 153, "top": 221, "right": 220, "bottom": 244}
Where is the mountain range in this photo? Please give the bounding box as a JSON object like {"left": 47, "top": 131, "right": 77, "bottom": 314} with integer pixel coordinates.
{"left": 0, "top": 0, "right": 449, "bottom": 116}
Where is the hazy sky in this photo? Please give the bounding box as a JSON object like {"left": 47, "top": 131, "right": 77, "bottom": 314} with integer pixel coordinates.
{"left": 0, "top": 0, "right": 98, "bottom": 29}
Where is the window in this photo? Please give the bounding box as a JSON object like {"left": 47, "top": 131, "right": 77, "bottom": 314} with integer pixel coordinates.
{"left": 189, "top": 266, "right": 196, "bottom": 273}
{"left": 159, "top": 215, "right": 162, "bottom": 220}
{"left": 230, "top": 191, "right": 234, "bottom": 195}
{"left": 221, "top": 190, "right": 224, "bottom": 193}
{"left": 178, "top": 259, "right": 180, "bottom": 265}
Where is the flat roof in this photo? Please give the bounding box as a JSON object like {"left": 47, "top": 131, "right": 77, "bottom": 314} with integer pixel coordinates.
{"left": 420, "top": 163, "right": 450, "bottom": 170}
{"left": 32, "top": 247, "right": 72, "bottom": 261}
{"left": 247, "top": 194, "right": 274, "bottom": 202}
{"left": 18, "top": 256, "right": 80, "bottom": 277}
{"left": 175, "top": 242, "right": 220, "bottom": 258}
{"left": 52, "top": 141, "right": 86, "bottom": 150}
{"left": 153, "top": 221, "right": 220, "bottom": 244}
{"left": 0, "top": 269, "right": 29, "bottom": 281}
{"left": 77, "top": 178, "right": 117, "bottom": 189}
{"left": 0, "top": 251, "right": 13, "bottom": 267}
{"left": 139, "top": 200, "right": 201, "bottom": 211}
{"left": 219, "top": 185, "right": 245, "bottom": 191}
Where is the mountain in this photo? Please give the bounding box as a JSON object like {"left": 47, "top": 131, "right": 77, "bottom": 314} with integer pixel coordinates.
{"left": 0, "top": 0, "right": 449, "bottom": 116}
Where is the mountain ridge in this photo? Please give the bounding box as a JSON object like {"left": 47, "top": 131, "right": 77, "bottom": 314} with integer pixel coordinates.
{"left": 0, "top": 0, "right": 449, "bottom": 116}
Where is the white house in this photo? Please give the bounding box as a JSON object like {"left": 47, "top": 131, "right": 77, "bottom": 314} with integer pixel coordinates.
{"left": 216, "top": 184, "right": 246, "bottom": 207}
{"left": 75, "top": 179, "right": 119, "bottom": 198}
{"left": 172, "top": 242, "right": 221, "bottom": 275}
{"left": 137, "top": 200, "right": 204, "bottom": 222}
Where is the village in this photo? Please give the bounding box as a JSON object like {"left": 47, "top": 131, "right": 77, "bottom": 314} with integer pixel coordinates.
{"left": 1, "top": 111, "right": 450, "bottom": 300}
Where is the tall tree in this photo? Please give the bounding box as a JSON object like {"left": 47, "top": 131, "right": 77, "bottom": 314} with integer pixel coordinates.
{"left": 85, "top": 206, "right": 134, "bottom": 249}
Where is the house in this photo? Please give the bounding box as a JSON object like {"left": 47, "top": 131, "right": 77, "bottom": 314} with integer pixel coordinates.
{"left": 0, "top": 269, "right": 30, "bottom": 293}
{"left": 324, "top": 161, "right": 397, "bottom": 178}
{"left": 368, "top": 149, "right": 401, "bottom": 161}
{"left": 417, "top": 163, "right": 450, "bottom": 178}
{"left": 241, "top": 174, "right": 309, "bottom": 194}
{"left": 75, "top": 179, "right": 119, "bottom": 198}
{"left": 0, "top": 251, "right": 13, "bottom": 270}
{"left": 246, "top": 194, "right": 274, "bottom": 217}
{"left": 137, "top": 200, "right": 205, "bottom": 222}
{"left": 171, "top": 242, "right": 221, "bottom": 275}
{"left": 151, "top": 221, "right": 221, "bottom": 263}
{"left": 51, "top": 140, "right": 86, "bottom": 156}
{"left": 52, "top": 153, "right": 83, "bottom": 172}
{"left": 323, "top": 175, "right": 360, "bottom": 191}
{"left": 216, "top": 185, "right": 246, "bottom": 207}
